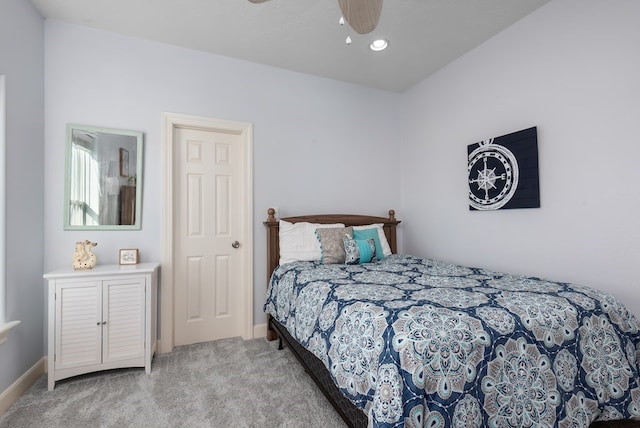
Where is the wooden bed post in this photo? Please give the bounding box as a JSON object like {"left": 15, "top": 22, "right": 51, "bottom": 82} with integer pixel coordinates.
{"left": 264, "top": 208, "right": 279, "bottom": 341}
{"left": 385, "top": 209, "right": 398, "bottom": 254}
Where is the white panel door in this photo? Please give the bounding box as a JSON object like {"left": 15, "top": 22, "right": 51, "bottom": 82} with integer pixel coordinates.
{"left": 55, "top": 281, "right": 102, "bottom": 370}
{"left": 102, "top": 278, "right": 146, "bottom": 363}
{"left": 174, "top": 126, "right": 246, "bottom": 345}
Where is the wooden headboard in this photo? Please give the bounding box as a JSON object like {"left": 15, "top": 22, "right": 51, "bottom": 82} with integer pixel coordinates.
{"left": 263, "top": 208, "right": 401, "bottom": 285}
{"left": 263, "top": 208, "right": 400, "bottom": 341}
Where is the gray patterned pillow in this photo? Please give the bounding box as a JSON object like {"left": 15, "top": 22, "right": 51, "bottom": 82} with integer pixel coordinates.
{"left": 343, "top": 235, "right": 377, "bottom": 265}
{"left": 315, "top": 227, "right": 353, "bottom": 264}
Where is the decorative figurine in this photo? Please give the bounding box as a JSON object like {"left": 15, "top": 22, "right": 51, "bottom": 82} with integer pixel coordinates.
{"left": 73, "top": 240, "right": 98, "bottom": 270}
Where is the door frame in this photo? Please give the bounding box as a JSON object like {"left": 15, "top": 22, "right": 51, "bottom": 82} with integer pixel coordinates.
{"left": 160, "top": 112, "right": 253, "bottom": 353}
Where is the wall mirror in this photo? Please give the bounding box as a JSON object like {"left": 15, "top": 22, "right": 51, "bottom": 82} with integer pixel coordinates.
{"left": 64, "top": 124, "right": 143, "bottom": 230}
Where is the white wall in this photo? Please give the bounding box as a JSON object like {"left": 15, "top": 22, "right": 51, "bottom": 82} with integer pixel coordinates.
{"left": 400, "top": 0, "right": 640, "bottom": 317}
{"left": 43, "top": 21, "right": 403, "bottom": 327}
{"left": 0, "top": 0, "right": 45, "bottom": 392}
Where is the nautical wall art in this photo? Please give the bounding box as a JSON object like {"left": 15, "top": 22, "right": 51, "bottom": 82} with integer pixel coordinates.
{"left": 467, "top": 126, "right": 540, "bottom": 211}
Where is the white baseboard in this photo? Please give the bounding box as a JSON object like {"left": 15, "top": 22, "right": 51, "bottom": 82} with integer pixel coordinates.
{"left": 0, "top": 357, "right": 45, "bottom": 416}
{"left": 253, "top": 323, "right": 267, "bottom": 339}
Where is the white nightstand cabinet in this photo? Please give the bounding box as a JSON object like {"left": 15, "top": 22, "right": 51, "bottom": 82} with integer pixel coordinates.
{"left": 44, "top": 263, "right": 159, "bottom": 390}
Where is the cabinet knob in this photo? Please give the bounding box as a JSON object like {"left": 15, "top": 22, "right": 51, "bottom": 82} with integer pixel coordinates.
{"left": 232, "top": 241, "right": 240, "bottom": 249}
{"left": 102, "top": 321, "right": 107, "bottom": 325}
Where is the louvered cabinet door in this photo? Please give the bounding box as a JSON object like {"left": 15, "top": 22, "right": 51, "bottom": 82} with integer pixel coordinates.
{"left": 102, "top": 278, "right": 146, "bottom": 363}
{"left": 55, "top": 281, "right": 102, "bottom": 370}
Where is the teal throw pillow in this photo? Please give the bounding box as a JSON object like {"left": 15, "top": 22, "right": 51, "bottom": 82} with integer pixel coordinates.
{"left": 343, "top": 235, "right": 377, "bottom": 265}
{"left": 353, "top": 227, "right": 385, "bottom": 260}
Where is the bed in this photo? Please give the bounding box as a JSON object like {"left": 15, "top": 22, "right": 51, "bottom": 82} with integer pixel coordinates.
{"left": 263, "top": 209, "right": 640, "bottom": 428}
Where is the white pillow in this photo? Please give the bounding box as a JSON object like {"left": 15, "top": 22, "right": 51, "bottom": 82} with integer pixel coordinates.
{"left": 279, "top": 220, "right": 345, "bottom": 264}
{"left": 353, "top": 224, "right": 392, "bottom": 257}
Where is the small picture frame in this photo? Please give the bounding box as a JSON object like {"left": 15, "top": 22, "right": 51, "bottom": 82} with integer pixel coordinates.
{"left": 119, "top": 148, "right": 129, "bottom": 177}
{"left": 119, "top": 248, "right": 139, "bottom": 265}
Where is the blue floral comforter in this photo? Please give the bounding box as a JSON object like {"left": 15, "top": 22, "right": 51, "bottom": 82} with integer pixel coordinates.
{"left": 264, "top": 254, "right": 640, "bottom": 427}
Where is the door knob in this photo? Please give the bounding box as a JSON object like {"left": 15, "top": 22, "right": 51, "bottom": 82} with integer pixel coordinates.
{"left": 232, "top": 241, "right": 240, "bottom": 249}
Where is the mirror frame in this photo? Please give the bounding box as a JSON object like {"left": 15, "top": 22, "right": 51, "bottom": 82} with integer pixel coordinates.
{"left": 63, "top": 124, "right": 144, "bottom": 230}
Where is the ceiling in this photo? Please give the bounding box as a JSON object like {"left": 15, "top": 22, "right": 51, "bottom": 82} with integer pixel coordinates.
{"left": 28, "top": 0, "right": 550, "bottom": 93}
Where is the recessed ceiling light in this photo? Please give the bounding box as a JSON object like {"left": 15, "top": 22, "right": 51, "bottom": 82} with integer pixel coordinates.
{"left": 370, "top": 39, "right": 389, "bottom": 52}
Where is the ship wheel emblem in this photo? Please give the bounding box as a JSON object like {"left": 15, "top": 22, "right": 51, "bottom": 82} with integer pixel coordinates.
{"left": 468, "top": 139, "right": 519, "bottom": 210}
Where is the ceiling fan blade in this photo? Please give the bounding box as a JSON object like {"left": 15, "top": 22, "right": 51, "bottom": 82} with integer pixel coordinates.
{"left": 248, "top": 0, "right": 272, "bottom": 3}
{"left": 337, "top": 0, "right": 383, "bottom": 35}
